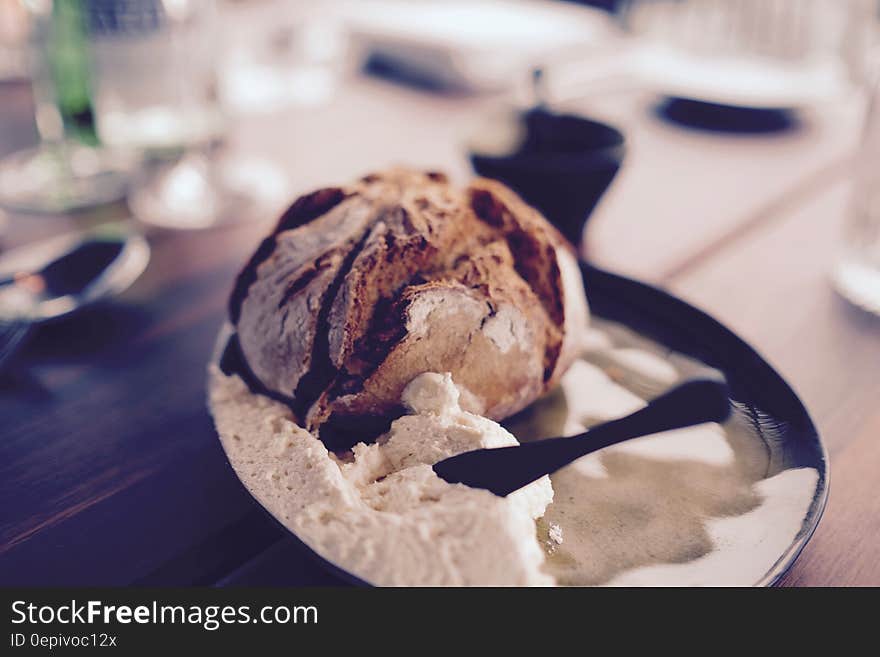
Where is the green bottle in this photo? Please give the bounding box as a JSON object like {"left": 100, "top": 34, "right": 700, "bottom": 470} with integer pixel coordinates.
{"left": 47, "top": 0, "right": 98, "bottom": 146}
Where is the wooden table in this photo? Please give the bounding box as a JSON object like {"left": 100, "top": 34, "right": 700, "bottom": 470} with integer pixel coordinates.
{"left": 1, "top": 58, "right": 878, "bottom": 586}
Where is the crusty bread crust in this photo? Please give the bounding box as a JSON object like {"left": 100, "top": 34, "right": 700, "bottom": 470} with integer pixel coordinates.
{"left": 231, "top": 169, "right": 588, "bottom": 443}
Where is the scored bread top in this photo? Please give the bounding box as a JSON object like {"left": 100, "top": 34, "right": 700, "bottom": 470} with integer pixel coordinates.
{"left": 230, "top": 169, "right": 587, "bottom": 446}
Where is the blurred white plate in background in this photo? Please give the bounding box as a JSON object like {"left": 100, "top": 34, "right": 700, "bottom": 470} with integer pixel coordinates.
{"left": 343, "top": 0, "right": 615, "bottom": 91}
{"left": 633, "top": 45, "right": 851, "bottom": 110}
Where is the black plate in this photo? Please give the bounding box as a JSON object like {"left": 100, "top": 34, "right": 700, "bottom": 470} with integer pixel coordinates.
{"left": 213, "top": 263, "right": 828, "bottom": 587}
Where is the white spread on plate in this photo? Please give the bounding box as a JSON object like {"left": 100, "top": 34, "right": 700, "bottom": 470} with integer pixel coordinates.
{"left": 209, "top": 370, "right": 554, "bottom": 586}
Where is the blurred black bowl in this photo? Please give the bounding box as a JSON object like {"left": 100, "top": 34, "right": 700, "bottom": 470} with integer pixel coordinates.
{"left": 468, "top": 107, "right": 625, "bottom": 247}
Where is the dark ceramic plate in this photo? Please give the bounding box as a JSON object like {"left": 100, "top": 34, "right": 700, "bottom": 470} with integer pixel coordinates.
{"left": 211, "top": 262, "right": 828, "bottom": 587}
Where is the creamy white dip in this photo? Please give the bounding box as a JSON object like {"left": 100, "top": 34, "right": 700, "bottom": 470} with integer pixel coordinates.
{"left": 209, "top": 370, "right": 554, "bottom": 586}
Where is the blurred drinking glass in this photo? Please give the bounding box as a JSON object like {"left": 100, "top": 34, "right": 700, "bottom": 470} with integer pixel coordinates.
{"left": 834, "top": 70, "right": 880, "bottom": 315}
{"left": 90, "top": 0, "right": 223, "bottom": 151}
{"left": 0, "top": 0, "right": 134, "bottom": 214}
{"left": 217, "top": 0, "right": 348, "bottom": 114}
{"left": 93, "top": 0, "right": 287, "bottom": 229}
{"left": 619, "top": 0, "right": 866, "bottom": 109}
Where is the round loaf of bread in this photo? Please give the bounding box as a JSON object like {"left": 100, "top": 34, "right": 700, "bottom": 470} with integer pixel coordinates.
{"left": 229, "top": 169, "right": 588, "bottom": 447}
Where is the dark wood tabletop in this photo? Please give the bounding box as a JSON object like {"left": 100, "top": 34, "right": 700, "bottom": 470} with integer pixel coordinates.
{"left": 1, "top": 55, "right": 878, "bottom": 586}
